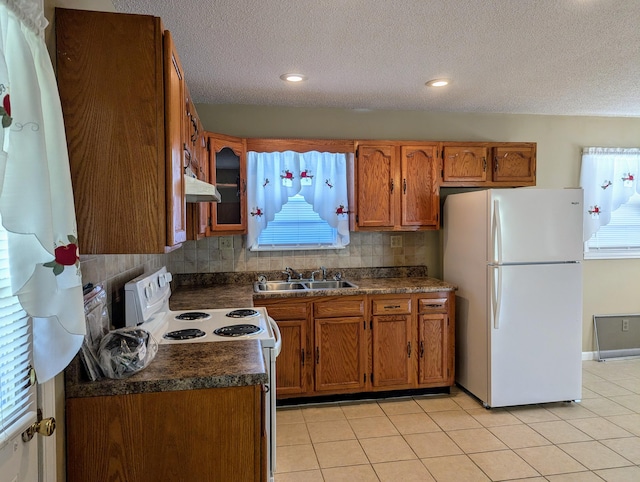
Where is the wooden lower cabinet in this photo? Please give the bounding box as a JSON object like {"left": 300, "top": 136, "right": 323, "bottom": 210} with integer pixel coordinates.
{"left": 254, "top": 301, "right": 311, "bottom": 396}
{"left": 315, "top": 316, "right": 367, "bottom": 392}
{"left": 371, "top": 296, "right": 414, "bottom": 389}
{"left": 257, "top": 291, "right": 454, "bottom": 400}
{"left": 66, "top": 385, "right": 265, "bottom": 482}
{"left": 417, "top": 293, "right": 455, "bottom": 387}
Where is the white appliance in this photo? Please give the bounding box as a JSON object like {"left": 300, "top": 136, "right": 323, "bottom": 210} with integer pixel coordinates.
{"left": 443, "top": 188, "right": 583, "bottom": 408}
{"left": 124, "top": 267, "right": 281, "bottom": 482}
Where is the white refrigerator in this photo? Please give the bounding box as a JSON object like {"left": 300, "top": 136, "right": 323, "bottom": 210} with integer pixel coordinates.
{"left": 443, "top": 188, "right": 583, "bottom": 408}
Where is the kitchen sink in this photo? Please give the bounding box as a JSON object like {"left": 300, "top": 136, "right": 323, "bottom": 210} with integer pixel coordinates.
{"left": 254, "top": 279, "right": 358, "bottom": 293}
{"left": 304, "top": 280, "right": 358, "bottom": 290}
{"left": 255, "top": 282, "right": 307, "bottom": 291}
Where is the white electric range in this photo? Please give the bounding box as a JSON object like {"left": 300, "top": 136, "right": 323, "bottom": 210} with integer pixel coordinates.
{"left": 123, "top": 267, "right": 281, "bottom": 482}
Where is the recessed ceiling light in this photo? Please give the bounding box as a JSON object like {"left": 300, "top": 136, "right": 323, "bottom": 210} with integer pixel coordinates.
{"left": 425, "top": 79, "right": 450, "bottom": 87}
{"left": 280, "top": 73, "right": 307, "bottom": 83}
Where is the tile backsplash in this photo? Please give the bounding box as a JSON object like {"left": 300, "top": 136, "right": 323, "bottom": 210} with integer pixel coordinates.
{"left": 80, "top": 231, "right": 435, "bottom": 326}
{"left": 168, "top": 231, "right": 433, "bottom": 274}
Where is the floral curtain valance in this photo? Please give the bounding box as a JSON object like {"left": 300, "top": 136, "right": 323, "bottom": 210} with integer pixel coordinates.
{"left": 246, "top": 151, "right": 350, "bottom": 249}
{"left": 0, "top": 0, "right": 85, "bottom": 383}
{"left": 580, "top": 147, "right": 640, "bottom": 243}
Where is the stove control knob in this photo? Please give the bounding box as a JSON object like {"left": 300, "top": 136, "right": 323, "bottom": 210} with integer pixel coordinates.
{"left": 144, "top": 282, "right": 155, "bottom": 299}
{"left": 158, "top": 275, "right": 167, "bottom": 288}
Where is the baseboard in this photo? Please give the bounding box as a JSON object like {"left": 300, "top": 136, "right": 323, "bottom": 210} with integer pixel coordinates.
{"left": 582, "top": 351, "right": 598, "bottom": 361}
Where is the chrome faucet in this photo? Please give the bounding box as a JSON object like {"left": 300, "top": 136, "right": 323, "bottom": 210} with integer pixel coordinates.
{"left": 310, "top": 266, "right": 327, "bottom": 282}
{"left": 283, "top": 266, "right": 303, "bottom": 281}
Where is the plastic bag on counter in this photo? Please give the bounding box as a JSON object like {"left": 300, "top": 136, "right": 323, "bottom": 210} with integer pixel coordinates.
{"left": 80, "top": 284, "right": 110, "bottom": 381}
{"left": 98, "top": 327, "right": 158, "bottom": 379}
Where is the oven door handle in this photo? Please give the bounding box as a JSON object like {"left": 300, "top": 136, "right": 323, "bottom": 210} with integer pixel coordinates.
{"left": 268, "top": 317, "right": 282, "bottom": 357}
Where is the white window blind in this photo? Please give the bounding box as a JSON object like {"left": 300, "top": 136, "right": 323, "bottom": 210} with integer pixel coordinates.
{"left": 0, "top": 217, "right": 35, "bottom": 446}
{"left": 585, "top": 192, "right": 640, "bottom": 257}
{"left": 256, "top": 194, "right": 338, "bottom": 249}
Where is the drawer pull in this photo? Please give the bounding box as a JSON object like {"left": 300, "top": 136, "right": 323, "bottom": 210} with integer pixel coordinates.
{"left": 424, "top": 303, "right": 444, "bottom": 308}
{"left": 384, "top": 305, "right": 401, "bottom": 309}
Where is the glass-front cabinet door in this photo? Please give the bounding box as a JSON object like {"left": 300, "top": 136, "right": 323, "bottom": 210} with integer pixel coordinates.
{"left": 207, "top": 133, "right": 247, "bottom": 234}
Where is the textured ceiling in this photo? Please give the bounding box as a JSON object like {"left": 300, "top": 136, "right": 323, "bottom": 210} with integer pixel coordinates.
{"left": 111, "top": 0, "right": 640, "bottom": 117}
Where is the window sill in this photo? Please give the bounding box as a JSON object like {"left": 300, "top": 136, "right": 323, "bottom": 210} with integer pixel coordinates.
{"left": 584, "top": 250, "right": 640, "bottom": 260}
{"left": 250, "top": 244, "right": 346, "bottom": 252}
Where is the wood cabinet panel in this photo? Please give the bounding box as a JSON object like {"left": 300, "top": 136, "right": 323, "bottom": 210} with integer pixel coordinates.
{"left": 401, "top": 145, "right": 440, "bottom": 227}
{"left": 371, "top": 298, "right": 411, "bottom": 315}
{"left": 418, "top": 313, "right": 448, "bottom": 385}
{"left": 372, "top": 315, "right": 413, "bottom": 388}
{"left": 315, "top": 317, "right": 367, "bottom": 392}
{"left": 56, "top": 8, "right": 187, "bottom": 253}
{"left": 442, "top": 146, "right": 488, "bottom": 182}
{"left": 314, "top": 297, "right": 365, "bottom": 318}
{"left": 276, "top": 320, "right": 309, "bottom": 395}
{"left": 208, "top": 133, "right": 247, "bottom": 235}
{"left": 493, "top": 145, "right": 536, "bottom": 183}
{"left": 356, "top": 145, "right": 396, "bottom": 227}
{"left": 66, "top": 386, "right": 264, "bottom": 482}
{"left": 440, "top": 142, "right": 536, "bottom": 187}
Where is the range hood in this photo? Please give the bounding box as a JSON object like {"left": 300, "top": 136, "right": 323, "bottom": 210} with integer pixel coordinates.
{"left": 185, "top": 175, "right": 221, "bottom": 203}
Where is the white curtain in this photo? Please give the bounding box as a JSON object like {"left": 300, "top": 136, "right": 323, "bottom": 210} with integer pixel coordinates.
{"left": 580, "top": 147, "right": 640, "bottom": 242}
{"left": 0, "top": 0, "right": 85, "bottom": 383}
{"left": 247, "top": 151, "right": 350, "bottom": 249}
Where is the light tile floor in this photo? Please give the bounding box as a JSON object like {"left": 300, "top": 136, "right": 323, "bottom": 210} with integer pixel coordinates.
{"left": 275, "top": 359, "right": 640, "bottom": 481}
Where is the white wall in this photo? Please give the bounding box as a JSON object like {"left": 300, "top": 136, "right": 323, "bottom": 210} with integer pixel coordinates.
{"left": 197, "top": 104, "right": 640, "bottom": 353}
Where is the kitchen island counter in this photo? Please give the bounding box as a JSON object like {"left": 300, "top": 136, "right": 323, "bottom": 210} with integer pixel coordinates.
{"left": 65, "top": 339, "right": 267, "bottom": 399}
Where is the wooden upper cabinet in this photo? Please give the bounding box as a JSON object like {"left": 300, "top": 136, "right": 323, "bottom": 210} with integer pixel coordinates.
{"left": 442, "top": 145, "right": 488, "bottom": 183}
{"left": 356, "top": 145, "right": 396, "bottom": 228}
{"left": 355, "top": 142, "right": 440, "bottom": 231}
{"left": 401, "top": 145, "right": 439, "bottom": 228}
{"left": 208, "top": 133, "right": 247, "bottom": 235}
{"left": 56, "top": 8, "right": 187, "bottom": 253}
{"left": 493, "top": 145, "right": 536, "bottom": 183}
{"left": 186, "top": 95, "right": 209, "bottom": 240}
{"left": 440, "top": 142, "right": 536, "bottom": 187}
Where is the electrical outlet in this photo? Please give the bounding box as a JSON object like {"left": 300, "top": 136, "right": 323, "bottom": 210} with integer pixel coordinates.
{"left": 622, "top": 319, "right": 630, "bottom": 332}
{"left": 390, "top": 235, "right": 402, "bottom": 248}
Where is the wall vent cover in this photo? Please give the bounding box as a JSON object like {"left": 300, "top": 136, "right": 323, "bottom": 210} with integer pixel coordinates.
{"left": 594, "top": 313, "right": 640, "bottom": 361}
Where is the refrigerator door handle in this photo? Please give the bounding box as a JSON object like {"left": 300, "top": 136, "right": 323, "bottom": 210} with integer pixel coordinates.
{"left": 491, "top": 265, "right": 502, "bottom": 329}
{"left": 492, "top": 199, "right": 502, "bottom": 264}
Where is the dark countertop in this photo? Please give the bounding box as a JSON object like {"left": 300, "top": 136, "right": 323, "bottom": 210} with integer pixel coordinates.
{"left": 169, "top": 275, "right": 456, "bottom": 308}
{"left": 65, "top": 340, "right": 267, "bottom": 399}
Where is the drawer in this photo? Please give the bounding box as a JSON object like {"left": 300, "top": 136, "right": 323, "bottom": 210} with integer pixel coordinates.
{"left": 371, "top": 298, "right": 411, "bottom": 315}
{"left": 314, "top": 298, "right": 364, "bottom": 318}
{"left": 418, "top": 295, "right": 449, "bottom": 313}
{"left": 258, "top": 302, "right": 307, "bottom": 321}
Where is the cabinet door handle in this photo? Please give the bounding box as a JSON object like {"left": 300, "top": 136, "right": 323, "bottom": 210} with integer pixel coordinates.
{"left": 407, "top": 341, "right": 412, "bottom": 358}
{"left": 403, "top": 178, "right": 407, "bottom": 194}
{"left": 420, "top": 340, "right": 424, "bottom": 358}
{"left": 242, "top": 179, "right": 247, "bottom": 194}
{"left": 390, "top": 179, "right": 394, "bottom": 193}
{"left": 494, "top": 157, "right": 499, "bottom": 172}
{"left": 301, "top": 348, "right": 305, "bottom": 366}
{"left": 482, "top": 157, "right": 487, "bottom": 172}
{"left": 316, "top": 347, "right": 320, "bottom": 364}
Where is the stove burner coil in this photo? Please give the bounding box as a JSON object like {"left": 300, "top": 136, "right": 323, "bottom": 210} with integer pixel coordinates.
{"left": 163, "top": 328, "right": 206, "bottom": 340}
{"left": 213, "top": 324, "right": 263, "bottom": 337}
{"left": 175, "top": 312, "right": 211, "bottom": 321}
{"left": 226, "top": 309, "right": 259, "bottom": 318}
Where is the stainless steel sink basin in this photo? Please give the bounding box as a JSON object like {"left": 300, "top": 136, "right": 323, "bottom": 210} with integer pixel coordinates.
{"left": 304, "top": 280, "right": 358, "bottom": 290}
{"left": 255, "top": 282, "right": 307, "bottom": 291}
{"left": 254, "top": 279, "right": 358, "bottom": 293}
